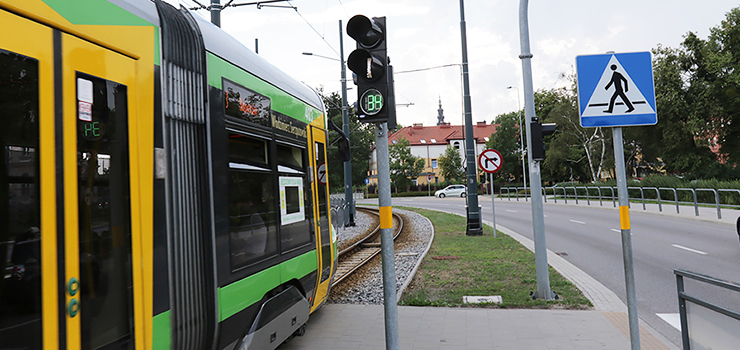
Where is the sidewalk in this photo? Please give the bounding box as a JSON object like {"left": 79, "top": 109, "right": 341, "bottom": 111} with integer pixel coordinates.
{"left": 278, "top": 198, "right": 688, "bottom": 350}
{"left": 281, "top": 304, "right": 643, "bottom": 350}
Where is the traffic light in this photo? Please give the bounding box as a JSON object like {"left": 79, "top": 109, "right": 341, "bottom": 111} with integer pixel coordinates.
{"left": 327, "top": 119, "right": 351, "bottom": 162}
{"left": 530, "top": 119, "right": 556, "bottom": 161}
{"left": 346, "top": 15, "right": 389, "bottom": 123}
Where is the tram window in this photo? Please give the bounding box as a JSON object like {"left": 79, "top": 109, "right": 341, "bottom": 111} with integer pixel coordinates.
{"left": 228, "top": 133, "right": 267, "bottom": 165}
{"left": 0, "top": 50, "right": 41, "bottom": 348}
{"left": 277, "top": 144, "right": 310, "bottom": 251}
{"left": 76, "top": 74, "right": 134, "bottom": 349}
{"left": 277, "top": 144, "right": 304, "bottom": 172}
{"left": 228, "top": 171, "right": 278, "bottom": 269}
{"left": 228, "top": 133, "right": 278, "bottom": 270}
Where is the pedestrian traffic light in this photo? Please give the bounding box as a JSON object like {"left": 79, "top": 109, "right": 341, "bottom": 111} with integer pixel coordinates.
{"left": 530, "top": 119, "right": 556, "bottom": 161}
{"left": 346, "top": 15, "right": 389, "bottom": 123}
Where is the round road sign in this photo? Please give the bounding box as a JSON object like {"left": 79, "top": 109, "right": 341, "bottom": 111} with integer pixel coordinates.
{"left": 317, "top": 162, "right": 327, "bottom": 185}
{"left": 427, "top": 174, "right": 433, "bottom": 181}
{"left": 478, "top": 149, "right": 503, "bottom": 174}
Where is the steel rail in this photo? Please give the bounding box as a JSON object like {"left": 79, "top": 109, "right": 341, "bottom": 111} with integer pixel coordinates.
{"left": 331, "top": 207, "right": 404, "bottom": 288}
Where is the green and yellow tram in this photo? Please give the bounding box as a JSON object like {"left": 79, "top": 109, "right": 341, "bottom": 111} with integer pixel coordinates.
{"left": 0, "top": 0, "right": 339, "bottom": 348}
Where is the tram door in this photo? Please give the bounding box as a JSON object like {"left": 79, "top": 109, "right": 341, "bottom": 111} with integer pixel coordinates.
{"left": 1, "top": 9, "right": 140, "bottom": 348}
{"left": 0, "top": 10, "right": 54, "bottom": 350}
{"left": 61, "top": 34, "right": 138, "bottom": 350}
{"left": 308, "top": 126, "right": 333, "bottom": 311}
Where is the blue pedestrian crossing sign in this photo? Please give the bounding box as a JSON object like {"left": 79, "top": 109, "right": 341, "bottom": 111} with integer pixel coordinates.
{"left": 576, "top": 51, "right": 657, "bottom": 128}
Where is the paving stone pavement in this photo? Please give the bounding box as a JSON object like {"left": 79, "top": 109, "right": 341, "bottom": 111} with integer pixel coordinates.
{"left": 278, "top": 201, "right": 688, "bottom": 350}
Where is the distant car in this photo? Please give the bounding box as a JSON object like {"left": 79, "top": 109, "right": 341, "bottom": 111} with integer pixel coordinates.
{"left": 435, "top": 185, "right": 467, "bottom": 198}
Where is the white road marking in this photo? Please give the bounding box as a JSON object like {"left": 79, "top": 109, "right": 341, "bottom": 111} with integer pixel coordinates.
{"left": 569, "top": 219, "right": 586, "bottom": 225}
{"left": 611, "top": 229, "right": 621, "bottom": 233}
{"left": 657, "top": 313, "right": 682, "bottom": 331}
{"left": 506, "top": 210, "right": 517, "bottom": 213}
{"left": 671, "top": 244, "right": 708, "bottom": 255}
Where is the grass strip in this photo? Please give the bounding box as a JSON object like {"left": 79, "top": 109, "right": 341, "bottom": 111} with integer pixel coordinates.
{"left": 398, "top": 207, "right": 592, "bottom": 309}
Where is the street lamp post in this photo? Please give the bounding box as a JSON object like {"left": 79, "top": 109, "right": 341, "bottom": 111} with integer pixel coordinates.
{"left": 507, "top": 86, "right": 527, "bottom": 200}
{"left": 458, "top": 0, "right": 482, "bottom": 236}
{"left": 339, "top": 20, "right": 355, "bottom": 226}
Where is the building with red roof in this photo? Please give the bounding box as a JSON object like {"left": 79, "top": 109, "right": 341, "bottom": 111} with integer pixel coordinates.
{"left": 369, "top": 121, "right": 499, "bottom": 186}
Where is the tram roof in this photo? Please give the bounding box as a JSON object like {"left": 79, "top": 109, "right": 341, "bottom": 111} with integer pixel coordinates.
{"left": 192, "top": 10, "right": 324, "bottom": 112}
{"left": 111, "top": 0, "right": 161, "bottom": 26}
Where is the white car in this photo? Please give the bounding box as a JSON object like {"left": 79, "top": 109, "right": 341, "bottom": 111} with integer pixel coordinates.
{"left": 435, "top": 185, "right": 467, "bottom": 198}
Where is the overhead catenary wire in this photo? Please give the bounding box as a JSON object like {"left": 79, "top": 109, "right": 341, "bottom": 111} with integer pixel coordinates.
{"left": 286, "top": 0, "right": 340, "bottom": 57}
{"left": 395, "top": 63, "right": 461, "bottom": 74}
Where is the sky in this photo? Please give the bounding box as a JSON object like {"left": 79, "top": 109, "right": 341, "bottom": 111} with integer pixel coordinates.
{"left": 163, "top": 0, "right": 739, "bottom": 128}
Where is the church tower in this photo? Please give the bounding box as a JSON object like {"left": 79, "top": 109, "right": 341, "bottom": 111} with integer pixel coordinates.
{"left": 436, "top": 97, "right": 445, "bottom": 125}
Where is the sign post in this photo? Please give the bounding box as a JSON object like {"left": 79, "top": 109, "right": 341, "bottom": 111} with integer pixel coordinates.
{"left": 576, "top": 50, "right": 657, "bottom": 350}
{"left": 478, "top": 149, "right": 502, "bottom": 237}
{"left": 427, "top": 174, "right": 433, "bottom": 197}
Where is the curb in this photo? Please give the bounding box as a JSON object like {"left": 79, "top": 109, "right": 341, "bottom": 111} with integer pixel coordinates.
{"left": 396, "top": 211, "right": 435, "bottom": 303}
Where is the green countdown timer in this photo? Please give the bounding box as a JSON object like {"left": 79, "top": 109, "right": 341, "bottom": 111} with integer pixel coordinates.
{"left": 360, "top": 88, "right": 384, "bottom": 116}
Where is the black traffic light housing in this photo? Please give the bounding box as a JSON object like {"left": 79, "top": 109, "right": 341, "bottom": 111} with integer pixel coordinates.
{"left": 530, "top": 119, "right": 556, "bottom": 161}
{"left": 327, "top": 119, "right": 351, "bottom": 162}
{"left": 347, "top": 15, "right": 390, "bottom": 124}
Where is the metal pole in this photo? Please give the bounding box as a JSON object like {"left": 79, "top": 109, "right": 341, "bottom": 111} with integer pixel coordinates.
{"left": 340, "top": 20, "right": 356, "bottom": 227}
{"left": 375, "top": 122, "right": 400, "bottom": 350}
{"left": 210, "top": 0, "right": 221, "bottom": 27}
{"left": 519, "top": 0, "right": 553, "bottom": 300}
{"left": 491, "top": 172, "right": 497, "bottom": 237}
{"left": 613, "top": 127, "right": 641, "bottom": 350}
{"left": 459, "top": 0, "right": 482, "bottom": 236}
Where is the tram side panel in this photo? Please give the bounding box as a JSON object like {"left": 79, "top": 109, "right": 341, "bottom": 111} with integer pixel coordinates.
{"left": 153, "top": 2, "right": 334, "bottom": 348}
{"left": 203, "top": 52, "right": 328, "bottom": 350}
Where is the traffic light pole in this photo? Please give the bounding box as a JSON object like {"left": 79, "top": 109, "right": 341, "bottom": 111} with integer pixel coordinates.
{"left": 375, "top": 122, "right": 400, "bottom": 350}
{"left": 339, "top": 20, "right": 356, "bottom": 226}
{"left": 518, "top": 0, "right": 554, "bottom": 300}
{"left": 346, "top": 16, "right": 399, "bottom": 349}
{"left": 459, "top": 0, "right": 483, "bottom": 236}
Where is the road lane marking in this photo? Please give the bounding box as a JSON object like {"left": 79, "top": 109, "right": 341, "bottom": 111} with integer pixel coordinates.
{"left": 611, "top": 229, "right": 621, "bottom": 233}
{"left": 657, "top": 313, "right": 681, "bottom": 331}
{"left": 671, "top": 244, "right": 707, "bottom": 255}
{"left": 569, "top": 219, "right": 586, "bottom": 224}
{"left": 506, "top": 210, "right": 517, "bottom": 213}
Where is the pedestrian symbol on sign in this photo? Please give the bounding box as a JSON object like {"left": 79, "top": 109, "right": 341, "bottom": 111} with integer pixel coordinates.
{"left": 604, "top": 65, "right": 634, "bottom": 114}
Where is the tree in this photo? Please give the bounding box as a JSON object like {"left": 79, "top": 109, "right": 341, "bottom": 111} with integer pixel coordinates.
{"left": 388, "top": 137, "right": 425, "bottom": 190}
{"left": 437, "top": 145, "right": 465, "bottom": 183}
{"left": 532, "top": 87, "right": 612, "bottom": 183}
{"left": 485, "top": 112, "right": 522, "bottom": 183}
{"left": 627, "top": 8, "right": 740, "bottom": 179}
{"left": 320, "top": 88, "right": 375, "bottom": 193}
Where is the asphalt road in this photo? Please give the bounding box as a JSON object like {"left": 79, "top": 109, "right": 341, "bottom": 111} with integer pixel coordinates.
{"left": 360, "top": 195, "right": 740, "bottom": 348}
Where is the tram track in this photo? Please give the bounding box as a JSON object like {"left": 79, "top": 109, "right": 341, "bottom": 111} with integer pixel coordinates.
{"left": 331, "top": 207, "right": 404, "bottom": 288}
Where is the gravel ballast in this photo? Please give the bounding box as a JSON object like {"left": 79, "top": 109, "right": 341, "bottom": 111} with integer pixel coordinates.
{"left": 328, "top": 207, "right": 434, "bottom": 304}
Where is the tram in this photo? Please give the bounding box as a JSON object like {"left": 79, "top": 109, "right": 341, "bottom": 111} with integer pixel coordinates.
{"left": 0, "top": 0, "right": 341, "bottom": 349}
